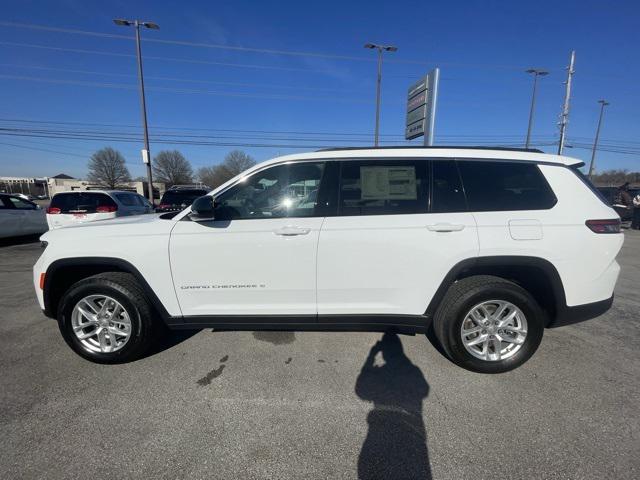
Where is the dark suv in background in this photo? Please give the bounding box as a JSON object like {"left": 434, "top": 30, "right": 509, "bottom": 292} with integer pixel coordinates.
{"left": 597, "top": 186, "right": 639, "bottom": 221}
{"left": 155, "top": 186, "right": 209, "bottom": 213}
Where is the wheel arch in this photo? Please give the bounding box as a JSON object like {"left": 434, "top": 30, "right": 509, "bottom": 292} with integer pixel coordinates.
{"left": 426, "top": 256, "right": 567, "bottom": 326}
{"left": 43, "top": 257, "right": 171, "bottom": 322}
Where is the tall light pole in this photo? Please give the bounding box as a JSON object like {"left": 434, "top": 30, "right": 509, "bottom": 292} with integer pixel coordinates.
{"left": 114, "top": 18, "right": 159, "bottom": 204}
{"left": 525, "top": 68, "right": 548, "bottom": 149}
{"left": 588, "top": 99, "right": 610, "bottom": 178}
{"left": 364, "top": 43, "right": 397, "bottom": 147}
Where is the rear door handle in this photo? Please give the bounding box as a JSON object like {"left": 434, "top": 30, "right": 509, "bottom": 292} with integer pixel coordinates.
{"left": 273, "top": 226, "right": 311, "bottom": 236}
{"left": 427, "top": 223, "right": 465, "bottom": 232}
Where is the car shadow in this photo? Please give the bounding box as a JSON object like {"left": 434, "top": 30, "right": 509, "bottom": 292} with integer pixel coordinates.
{"left": 355, "top": 332, "right": 432, "bottom": 479}
{"left": 141, "top": 328, "right": 201, "bottom": 359}
{"left": 0, "top": 234, "right": 42, "bottom": 248}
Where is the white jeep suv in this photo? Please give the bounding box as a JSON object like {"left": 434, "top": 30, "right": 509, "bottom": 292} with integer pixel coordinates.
{"left": 33, "top": 147, "right": 623, "bottom": 373}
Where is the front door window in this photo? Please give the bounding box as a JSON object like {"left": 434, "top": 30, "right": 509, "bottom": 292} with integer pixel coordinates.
{"left": 215, "top": 162, "right": 325, "bottom": 220}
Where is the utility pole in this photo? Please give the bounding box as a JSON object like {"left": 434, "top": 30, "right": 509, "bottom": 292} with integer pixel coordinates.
{"left": 557, "top": 50, "right": 576, "bottom": 155}
{"left": 588, "top": 100, "right": 610, "bottom": 178}
{"left": 364, "top": 43, "right": 398, "bottom": 147}
{"left": 114, "top": 19, "right": 159, "bottom": 204}
{"left": 525, "top": 69, "right": 548, "bottom": 148}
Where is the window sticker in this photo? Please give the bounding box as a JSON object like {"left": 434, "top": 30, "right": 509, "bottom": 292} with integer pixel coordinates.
{"left": 360, "top": 166, "right": 417, "bottom": 200}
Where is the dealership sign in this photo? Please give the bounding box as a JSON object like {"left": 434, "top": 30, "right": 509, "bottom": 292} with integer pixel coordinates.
{"left": 405, "top": 68, "right": 440, "bottom": 144}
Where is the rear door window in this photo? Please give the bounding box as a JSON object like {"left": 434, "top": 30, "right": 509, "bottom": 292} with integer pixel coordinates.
{"left": 457, "top": 160, "right": 557, "bottom": 211}
{"left": 0, "top": 196, "right": 14, "bottom": 209}
{"left": 338, "top": 160, "right": 428, "bottom": 216}
{"left": 50, "top": 192, "right": 117, "bottom": 213}
{"left": 431, "top": 160, "right": 467, "bottom": 212}
{"left": 7, "top": 197, "right": 37, "bottom": 210}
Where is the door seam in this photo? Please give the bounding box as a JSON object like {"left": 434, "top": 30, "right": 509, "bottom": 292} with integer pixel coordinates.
{"left": 315, "top": 216, "right": 327, "bottom": 318}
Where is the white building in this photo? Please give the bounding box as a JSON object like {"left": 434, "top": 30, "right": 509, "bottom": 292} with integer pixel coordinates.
{"left": 0, "top": 174, "right": 166, "bottom": 200}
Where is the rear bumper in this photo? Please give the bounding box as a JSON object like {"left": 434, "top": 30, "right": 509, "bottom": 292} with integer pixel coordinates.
{"left": 548, "top": 295, "right": 614, "bottom": 328}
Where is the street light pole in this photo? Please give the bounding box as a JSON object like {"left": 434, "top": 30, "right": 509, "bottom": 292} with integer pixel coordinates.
{"left": 588, "top": 99, "right": 610, "bottom": 178}
{"left": 364, "top": 43, "right": 397, "bottom": 147}
{"left": 114, "top": 18, "right": 159, "bottom": 204}
{"left": 525, "top": 69, "right": 548, "bottom": 149}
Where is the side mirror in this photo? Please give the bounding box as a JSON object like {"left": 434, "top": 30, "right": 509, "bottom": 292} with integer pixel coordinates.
{"left": 190, "top": 195, "right": 216, "bottom": 222}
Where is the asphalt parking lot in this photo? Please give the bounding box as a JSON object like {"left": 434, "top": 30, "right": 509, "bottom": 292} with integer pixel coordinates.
{"left": 1, "top": 232, "right": 639, "bottom": 480}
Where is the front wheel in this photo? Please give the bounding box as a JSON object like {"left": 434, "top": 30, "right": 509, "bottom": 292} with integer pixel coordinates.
{"left": 433, "top": 275, "right": 545, "bottom": 373}
{"left": 57, "top": 272, "right": 156, "bottom": 363}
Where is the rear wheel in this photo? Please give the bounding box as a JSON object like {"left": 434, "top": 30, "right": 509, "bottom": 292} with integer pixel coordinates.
{"left": 433, "top": 275, "right": 544, "bottom": 373}
{"left": 58, "top": 272, "right": 156, "bottom": 363}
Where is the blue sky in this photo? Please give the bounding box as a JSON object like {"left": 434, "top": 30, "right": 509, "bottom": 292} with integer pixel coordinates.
{"left": 0, "top": 0, "right": 638, "bottom": 179}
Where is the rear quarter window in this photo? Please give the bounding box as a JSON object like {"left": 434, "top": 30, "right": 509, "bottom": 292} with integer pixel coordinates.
{"left": 458, "top": 160, "right": 557, "bottom": 211}
{"left": 570, "top": 166, "right": 613, "bottom": 207}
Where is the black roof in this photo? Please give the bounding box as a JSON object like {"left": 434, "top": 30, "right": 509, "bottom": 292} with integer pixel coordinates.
{"left": 316, "top": 146, "right": 545, "bottom": 154}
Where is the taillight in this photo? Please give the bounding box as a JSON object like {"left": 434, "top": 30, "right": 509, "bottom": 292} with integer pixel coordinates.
{"left": 46, "top": 207, "right": 61, "bottom": 214}
{"left": 159, "top": 204, "right": 171, "bottom": 209}
{"left": 96, "top": 205, "right": 117, "bottom": 213}
{"left": 585, "top": 219, "right": 621, "bottom": 234}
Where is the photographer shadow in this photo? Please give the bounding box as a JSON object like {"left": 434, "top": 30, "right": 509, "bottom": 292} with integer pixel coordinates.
{"left": 355, "top": 332, "right": 432, "bottom": 479}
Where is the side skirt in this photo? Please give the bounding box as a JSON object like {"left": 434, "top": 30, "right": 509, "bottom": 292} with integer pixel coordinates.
{"left": 165, "top": 314, "right": 431, "bottom": 334}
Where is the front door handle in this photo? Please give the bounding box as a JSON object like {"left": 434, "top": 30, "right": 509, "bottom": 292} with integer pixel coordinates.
{"left": 427, "top": 223, "right": 465, "bottom": 232}
{"left": 273, "top": 226, "right": 311, "bottom": 236}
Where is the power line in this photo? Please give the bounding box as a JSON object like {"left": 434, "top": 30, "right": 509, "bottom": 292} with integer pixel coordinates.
{"left": 0, "top": 63, "right": 362, "bottom": 93}
{"left": 0, "top": 141, "right": 88, "bottom": 158}
{"left": 0, "top": 41, "right": 328, "bottom": 73}
{"left": 0, "top": 21, "right": 374, "bottom": 61}
{"left": 0, "top": 21, "right": 544, "bottom": 70}
{"left": 0, "top": 117, "right": 406, "bottom": 137}
{"left": 0, "top": 126, "right": 563, "bottom": 144}
{"left": 0, "top": 127, "right": 571, "bottom": 151}
{"left": 0, "top": 74, "right": 373, "bottom": 103}
{"left": 0, "top": 124, "right": 562, "bottom": 142}
{"left": 6, "top": 118, "right": 633, "bottom": 148}
{"left": 1, "top": 119, "right": 636, "bottom": 153}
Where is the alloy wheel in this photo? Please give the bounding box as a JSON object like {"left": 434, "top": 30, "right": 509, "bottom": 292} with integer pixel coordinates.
{"left": 71, "top": 294, "right": 132, "bottom": 353}
{"left": 460, "top": 300, "right": 528, "bottom": 361}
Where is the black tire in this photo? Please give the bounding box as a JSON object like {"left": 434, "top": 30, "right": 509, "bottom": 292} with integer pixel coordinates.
{"left": 57, "top": 272, "right": 156, "bottom": 363}
{"left": 433, "top": 275, "right": 544, "bottom": 373}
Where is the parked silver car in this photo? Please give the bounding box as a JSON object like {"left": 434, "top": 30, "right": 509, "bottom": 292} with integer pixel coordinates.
{"left": 0, "top": 194, "right": 48, "bottom": 238}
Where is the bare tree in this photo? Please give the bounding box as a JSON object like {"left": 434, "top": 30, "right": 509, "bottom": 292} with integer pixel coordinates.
{"left": 592, "top": 169, "right": 640, "bottom": 186}
{"left": 153, "top": 150, "right": 194, "bottom": 187}
{"left": 197, "top": 150, "right": 256, "bottom": 189}
{"left": 196, "top": 166, "right": 220, "bottom": 190}
{"left": 87, "top": 147, "right": 131, "bottom": 188}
